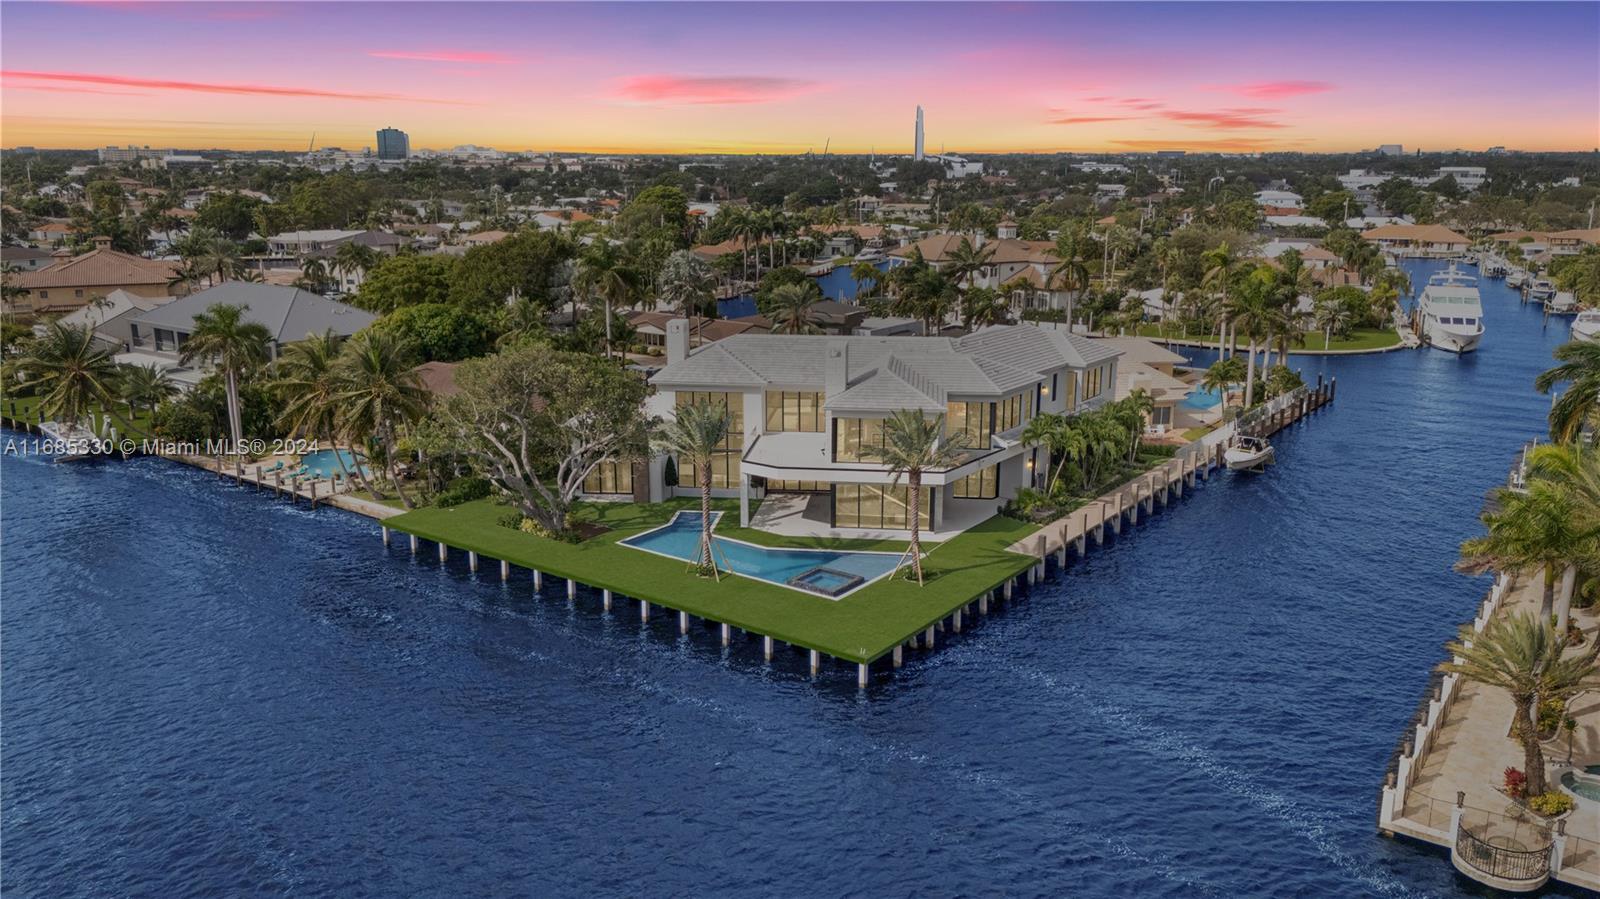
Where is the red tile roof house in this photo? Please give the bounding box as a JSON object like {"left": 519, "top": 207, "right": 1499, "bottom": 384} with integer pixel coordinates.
{"left": 7, "top": 237, "right": 181, "bottom": 316}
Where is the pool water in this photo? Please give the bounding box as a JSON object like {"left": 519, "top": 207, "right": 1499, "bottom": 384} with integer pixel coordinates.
{"left": 299, "top": 448, "right": 367, "bottom": 479}
{"left": 1562, "top": 770, "right": 1600, "bottom": 802}
{"left": 1180, "top": 384, "right": 1223, "bottom": 410}
{"left": 620, "top": 511, "right": 901, "bottom": 597}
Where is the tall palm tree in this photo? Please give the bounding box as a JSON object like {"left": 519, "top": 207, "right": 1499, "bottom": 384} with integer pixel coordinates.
{"left": 1522, "top": 443, "right": 1600, "bottom": 631}
{"left": 297, "top": 257, "right": 330, "bottom": 293}
{"left": 1224, "top": 269, "right": 1280, "bottom": 407}
{"left": 1461, "top": 477, "right": 1591, "bottom": 631}
{"left": 332, "top": 242, "right": 380, "bottom": 293}
{"left": 15, "top": 321, "right": 119, "bottom": 431}
{"left": 1442, "top": 612, "right": 1600, "bottom": 798}
{"left": 1201, "top": 356, "right": 1245, "bottom": 416}
{"left": 573, "top": 242, "right": 642, "bottom": 359}
{"left": 1202, "top": 242, "right": 1241, "bottom": 357}
{"left": 1021, "top": 412, "right": 1083, "bottom": 494}
{"left": 851, "top": 261, "right": 882, "bottom": 299}
{"left": 871, "top": 410, "right": 967, "bottom": 585}
{"left": 1313, "top": 293, "right": 1354, "bottom": 350}
{"left": 1535, "top": 340, "right": 1600, "bottom": 443}
{"left": 193, "top": 235, "right": 243, "bottom": 287}
{"left": 768, "top": 283, "right": 823, "bottom": 334}
{"left": 656, "top": 401, "right": 732, "bottom": 576}
{"left": 945, "top": 236, "right": 995, "bottom": 293}
{"left": 1048, "top": 228, "right": 1092, "bottom": 325}
{"left": 273, "top": 329, "right": 372, "bottom": 494}
{"left": 334, "top": 329, "right": 429, "bottom": 509}
{"left": 961, "top": 286, "right": 1010, "bottom": 330}
{"left": 658, "top": 249, "right": 716, "bottom": 323}
{"left": 179, "top": 303, "right": 271, "bottom": 450}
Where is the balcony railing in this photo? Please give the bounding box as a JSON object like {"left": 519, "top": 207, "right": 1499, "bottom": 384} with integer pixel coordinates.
{"left": 1454, "top": 813, "right": 1551, "bottom": 886}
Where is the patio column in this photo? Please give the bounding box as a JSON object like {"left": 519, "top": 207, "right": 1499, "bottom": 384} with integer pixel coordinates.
{"left": 739, "top": 473, "right": 751, "bottom": 527}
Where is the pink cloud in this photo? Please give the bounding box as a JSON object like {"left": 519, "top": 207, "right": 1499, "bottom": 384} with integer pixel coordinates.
{"left": 1114, "top": 137, "right": 1289, "bottom": 151}
{"left": 1221, "top": 80, "right": 1334, "bottom": 99}
{"left": 0, "top": 70, "right": 464, "bottom": 104}
{"left": 368, "top": 50, "right": 522, "bottom": 65}
{"left": 1048, "top": 115, "right": 1131, "bottom": 125}
{"left": 612, "top": 75, "right": 818, "bottom": 105}
{"left": 10, "top": 84, "right": 149, "bottom": 96}
{"left": 1161, "top": 107, "right": 1286, "bottom": 129}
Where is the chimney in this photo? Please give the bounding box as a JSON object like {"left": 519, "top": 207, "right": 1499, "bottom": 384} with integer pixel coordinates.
{"left": 824, "top": 339, "right": 849, "bottom": 399}
{"left": 666, "top": 318, "right": 691, "bottom": 365}
{"left": 92, "top": 236, "right": 112, "bottom": 251}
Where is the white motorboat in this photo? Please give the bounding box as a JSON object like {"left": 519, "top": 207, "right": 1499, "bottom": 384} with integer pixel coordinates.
{"left": 1570, "top": 310, "right": 1600, "bottom": 342}
{"left": 1224, "top": 435, "right": 1275, "bottom": 472}
{"left": 1530, "top": 279, "right": 1557, "bottom": 301}
{"left": 1507, "top": 270, "right": 1529, "bottom": 289}
{"left": 1547, "top": 291, "right": 1579, "bottom": 315}
{"left": 1417, "top": 264, "right": 1485, "bottom": 354}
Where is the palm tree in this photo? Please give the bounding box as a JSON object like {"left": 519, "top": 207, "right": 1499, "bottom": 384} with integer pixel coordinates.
{"left": 297, "top": 257, "right": 330, "bottom": 292}
{"left": 179, "top": 303, "right": 271, "bottom": 449}
{"left": 1021, "top": 412, "right": 1083, "bottom": 495}
{"left": 655, "top": 401, "right": 732, "bottom": 576}
{"left": 1535, "top": 340, "right": 1600, "bottom": 444}
{"left": 851, "top": 261, "right": 881, "bottom": 298}
{"left": 573, "top": 242, "right": 643, "bottom": 359}
{"left": 1201, "top": 356, "right": 1246, "bottom": 415}
{"left": 273, "top": 329, "right": 372, "bottom": 494}
{"left": 1202, "top": 242, "right": 1242, "bottom": 356}
{"left": 1442, "top": 612, "right": 1600, "bottom": 798}
{"left": 658, "top": 249, "right": 716, "bottom": 323}
{"left": 945, "top": 236, "right": 995, "bottom": 293}
{"left": 961, "top": 286, "right": 1010, "bottom": 330}
{"left": 15, "top": 321, "right": 119, "bottom": 431}
{"left": 332, "top": 242, "right": 380, "bottom": 293}
{"left": 1048, "top": 228, "right": 1092, "bottom": 325}
{"left": 117, "top": 362, "right": 177, "bottom": 422}
{"left": 1461, "top": 477, "right": 1591, "bottom": 630}
{"left": 769, "top": 283, "right": 823, "bottom": 334}
{"left": 334, "top": 329, "right": 429, "bottom": 509}
{"left": 1225, "top": 269, "right": 1280, "bottom": 407}
{"left": 193, "top": 235, "right": 243, "bottom": 287}
{"left": 871, "top": 410, "right": 967, "bottom": 585}
{"left": 1522, "top": 443, "right": 1600, "bottom": 631}
{"left": 1313, "top": 292, "right": 1354, "bottom": 349}
{"left": 1114, "top": 388, "right": 1155, "bottom": 462}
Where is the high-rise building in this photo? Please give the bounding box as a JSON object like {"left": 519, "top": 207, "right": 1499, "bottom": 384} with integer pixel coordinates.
{"left": 1377, "top": 144, "right": 1404, "bottom": 156}
{"left": 376, "top": 127, "right": 410, "bottom": 161}
{"left": 914, "top": 106, "right": 925, "bottom": 161}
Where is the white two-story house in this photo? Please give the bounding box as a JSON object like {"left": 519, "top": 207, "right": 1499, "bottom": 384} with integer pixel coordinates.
{"left": 588, "top": 321, "right": 1121, "bottom": 538}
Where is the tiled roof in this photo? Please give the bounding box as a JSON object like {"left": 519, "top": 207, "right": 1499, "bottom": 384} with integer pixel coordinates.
{"left": 13, "top": 248, "right": 178, "bottom": 289}
{"left": 132, "top": 282, "right": 375, "bottom": 343}
{"left": 1361, "top": 224, "right": 1468, "bottom": 243}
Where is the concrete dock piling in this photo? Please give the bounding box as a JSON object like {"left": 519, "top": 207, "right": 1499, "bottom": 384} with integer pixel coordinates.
{"left": 640, "top": 600, "right": 650, "bottom": 623}
{"left": 468, "top": 550, "right": 478, "bottom": 572}
{"left": 566, "top": 579, "right": 576, "bottom": 600}
{"left": 532, "top": 570, "right": 543, "bottom": 591}
{"left": 858, "top": 663, "right": 869, "bottom": 688}
{"left": 381, "top": 526, "right": 390, "bottom": 547}
{"left": 809, "top": 650, "right": 821, "bottom": 675}
{"left": 764, "top": 635, "right": 774, "bottom": 661}
{"left": 679, "top": 610, "right": 690, "bottom": 635}
{"left": 437, "top": 542, "right": 447, "bottom": 563}
{"left": 501, "top": 559, "right": 510, "bottom": 582}
{"left": 721, "top": 623, "right": 731, "bottom": 646}
{"left": 409, "top": 534, "right": 418, "bottom": 554}
{"left": 893, "top": 645, "right": 903, "bottom": 668}
{"left": 602, "top": 588, "right": 612, "bottom": 611}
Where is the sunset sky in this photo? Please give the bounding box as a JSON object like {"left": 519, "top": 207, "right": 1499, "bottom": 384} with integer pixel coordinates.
{"left": 2, "top": 1, "right": 1596, "bottom": 154}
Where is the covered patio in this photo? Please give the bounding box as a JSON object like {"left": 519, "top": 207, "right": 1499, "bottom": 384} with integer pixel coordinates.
{"left": 747, "top": 491, "right": 1000, "bottom": 542}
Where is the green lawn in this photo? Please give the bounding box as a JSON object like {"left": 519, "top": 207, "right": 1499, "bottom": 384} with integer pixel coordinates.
{"left": 380, "top": 495, "right": 1039, "bottom": 664}
{"left": 1133, "top": 325, "right": 1401, "bottom": 353}
{"left": 2, "top": 394, "right": 156, "bottom": 436}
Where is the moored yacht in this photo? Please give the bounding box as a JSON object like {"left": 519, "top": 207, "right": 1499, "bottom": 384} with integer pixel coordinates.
{"left": 1570, "top": 310, "right": 1600, "bottom": 342}
{"left": 1530, "top": 279, "right": 1556, "bottom": 301}
{"left": 1507, "top": 270, "right": 1529, "bottom": 289}
{"left": 1547, "top": 291, "right": 1578, "bottom": 315}
{"left": 1417, "top": 264, "right": 1485, "bottom": 354}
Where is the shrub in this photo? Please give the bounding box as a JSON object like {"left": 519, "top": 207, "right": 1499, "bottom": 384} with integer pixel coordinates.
{"left": 434, "top": 476, "right": 492, "bottom": 508}
{"left": 1503, "top": 766, "right": 1528, "bottom": 800}
{"left": 517, "top": 516, "right": 582, "bottom": 544}
{"left": 496, "top": 511, "right": 525, "bottom": 530}
{"left": 1537, "top": 697, "right": 1567, "bottom": 735}
{"left": 1527, "top": 791, "right": 1574, "bottom": 817}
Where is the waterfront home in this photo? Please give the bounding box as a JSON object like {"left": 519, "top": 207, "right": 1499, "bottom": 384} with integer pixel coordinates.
{"left": 1361, "top": 224, "right": 1470, "bottom": 258}
{"left": 1487, "top": 228, "right": 1600, "bottom": 259}
{"left": 626, "top": 312, "right": 764, "bottom": 353}
{"left": 7, "top": 237, "right": 182, "bottom": 316}
{"left": 1093, "top": 336, "right": 1191, "bottom": 435}
{"left": 119, "top": 282, "right": 376, "bottom": 387}
{"left": 891, "top": 233, "right": 1074, "bottom": 314}
{"left": 595, "top": 320, "right": 1121, "bottom": 537}
{"left": 48, "top": 288, "right": 178, "bottom": 350}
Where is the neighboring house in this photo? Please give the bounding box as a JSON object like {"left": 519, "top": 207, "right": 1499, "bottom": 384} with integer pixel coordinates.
{"left": 1254, "top": 190, "right": 1303, "bottom": 210}
{"left": 613, "top": 321, "right": 1121, "bottom": 537}
{"left": 268, "top": 229, "right": 409, "bottom": 293}
{"left": 40, "top": 288, "right": 179, "bottom": 350}
{"left": 1092, "top": 336, "right": 1191, "bottom": 434}
{"left": 413, "top": 361, "right": 463, "bottom": 398}
{"left": 27, "top": 221, "right": 79, "bottom": 246}
{"left": 460, "top": 229, "right": 511, "bottom": 248}
{"left": 627, "top": 312, "right": 763, "bottom": 353}
{"left": 1488, "top": 228, "right": 1600, "bottom": 258}
{"left": 891, "top": 233, "right": 1073, "bottom": 313}
{"left": 1, "top": 245, "right": 56, "bottom": 272}
{"left": 120, "top": 282, "right": 376, "bottom": 387}
{"left": 8, "top": 237, "right": 181, "bottom": 315}
{"left": 1360, "top": 224, "right": 1470, "bottom": 258}
{"left": 531, "top": 209, "right": 594, "bottom": 231}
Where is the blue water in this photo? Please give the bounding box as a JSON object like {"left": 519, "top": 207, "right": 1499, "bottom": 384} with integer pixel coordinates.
{"left": 298, "top": 448, "right": 366, "bottom": 479}
{"left": 1180, "top": 384, "right": 1223, "bottom": 410}
{"left": 2, "top": 257, "right": 1587, "bottom": 897}
{"left": 621, "top": 511, "right": 898, "bottom": 594}
{"left": 716, "top": 260, "right": 889, "bottom": 317}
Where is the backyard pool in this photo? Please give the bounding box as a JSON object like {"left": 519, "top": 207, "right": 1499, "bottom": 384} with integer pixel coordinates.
{"left": 620, "top": 511, "right": 903, "bottom": 598}
{"left": 1179, "top": 384, "right": 1223, "bottom": 410}
{"left": 299, "top": 448, "right": 367, "bottom": 479}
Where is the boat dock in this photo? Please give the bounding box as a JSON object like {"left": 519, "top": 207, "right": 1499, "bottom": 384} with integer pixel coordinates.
{"left": 1378, "top": 451, "right": 1600, "bottom": 894}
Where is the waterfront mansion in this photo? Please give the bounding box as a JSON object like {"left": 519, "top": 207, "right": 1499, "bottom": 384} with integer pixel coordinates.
{"left": 583, "top": 320, "right": 1121, "bottom": 538}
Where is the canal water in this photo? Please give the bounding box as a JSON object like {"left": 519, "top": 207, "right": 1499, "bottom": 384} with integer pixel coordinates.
{"left": 2, "top": 261, "right": 1585, "bottom": 897}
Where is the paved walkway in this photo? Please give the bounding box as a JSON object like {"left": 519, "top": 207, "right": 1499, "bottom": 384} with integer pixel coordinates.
{"left": 1399, "top": 574, "right": 1600, "bottom": 887}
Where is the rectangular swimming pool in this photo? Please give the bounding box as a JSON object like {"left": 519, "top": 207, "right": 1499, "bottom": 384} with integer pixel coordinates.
{"left": 618, "top": 511, "right": 905, "bottom": 599}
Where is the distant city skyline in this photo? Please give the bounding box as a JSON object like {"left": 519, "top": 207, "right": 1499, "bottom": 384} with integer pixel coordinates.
{"left": 1, "top": 2, "right": 1596, "bottom": 154}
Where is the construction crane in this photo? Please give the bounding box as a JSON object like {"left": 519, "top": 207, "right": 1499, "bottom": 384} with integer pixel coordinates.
{"left": 822, "top": 137, "right": 830, "bottom": 155}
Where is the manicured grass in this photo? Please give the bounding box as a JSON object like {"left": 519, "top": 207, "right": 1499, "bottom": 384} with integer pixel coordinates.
{"left": 1182, "top": 424, "right": 1220, "bottom": 441}
{"left": 2, "top": 394, "right": 156, "bottom": 436}
{"left": 381, "top": 496, "right": 1039, "bottom": 664}
{"left": 1133, "top": 325, "right": 1401, "bottom": 353}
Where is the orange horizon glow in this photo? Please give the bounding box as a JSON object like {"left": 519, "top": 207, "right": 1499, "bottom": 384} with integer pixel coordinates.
{"left": 2, "top": 2, "right": 1596, "bottom": 156}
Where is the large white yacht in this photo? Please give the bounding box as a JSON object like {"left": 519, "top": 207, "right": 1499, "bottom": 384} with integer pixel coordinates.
{"left": 1417, "top": 264, "right": 1485, "bottom": 354}
{"left": 1570, "top": 309, "right": 1600, "bottom": 342}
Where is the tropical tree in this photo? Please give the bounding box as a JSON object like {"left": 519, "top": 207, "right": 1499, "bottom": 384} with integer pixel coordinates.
{"left": 179, "top": 303, "right": 271, "bottom": 449}
{"left": 573, "top": 242, "right": 643, "bottom": 358}
{"left": 1112, "top": 388, "right": 1155, "bottom": 462}
{"left": 1202, "top": 242, "right": 1243, "bottom": 355}
{"left": 1535, "top": 340, "right": 1600, "bottom": 443}
{"left": 333, "top": 329, "right": 430, "bottom": 508}
{"left": 871, "top": 410, "right": 967, "bottom": 584}
{"left": 1048, "top": 227, "right": 1093, "bottom": 324}
{"left": 1313, "top": 291, "right": 1356, "bottom": 349}
{"left": 658, "top": 249, "right": 717, "bottom": 322}
{"left": 1522, "top": 443, "right": 1600, "bottom": 631}
{"left": 1442, "top": 612, "right": 1600, "bottom": 798}
{"left": 655, "top": 401, "right": 733, "bottom": 576}
{"left": 1461, "top": 476, "right": 1594, "bottom": 632}
{"left": 331, "top": 241, "right": 380, "bottom": 292}
{"left": 14, "top": 321, "right": 119, "bottom": 430}
{"left": 272, "top": 329, "right": 368, "bottom": 492}
{"left": 1021, "top": 412, "right": 1085, "bottom": 495}
{"left": 945, "top": 236, "right": 995, "bottom": 293}
{"left": 961, "top": 286, "right": 1010, "bottom": 330}
{"left": 768, "top": 282, "right": 823, "bottom": 334}
{"left": 117, "top": 362, "right": 177, "bottom": 420}
{"left": 1201, "top": 356, "right": 1246, "bottom": 415}
{"left": 851, "top": 261, "right": 882, "bottom": 298}
{"left": 1263, "top": 364, "right": 1305, "bottom": 400}
{"left": 1225, "top": 268, "right": 1282, "bottom": 407}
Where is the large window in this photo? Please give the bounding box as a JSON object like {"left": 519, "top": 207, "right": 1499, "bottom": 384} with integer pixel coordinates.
{"left": 945, "top": 401, "right": 992, "bottom": 448}
{"left": 764, "top": 390, "right": 824, "bottom": 433}
{"left": 835, "top": 417, "right": 889, "bottom": 462}
{"left": 766, "top": 479, "right": 827, "bottom": 493}
{"left": 154, "top": 328, "right": 176, "bottom": 352}
{"left": 834, "top": 484, "right": 933, "bottom": 530}
{"left": 676, "top": 391, "right": 744, "bottom": 488}
{"left": 952, "top": 464, "right": 998, "bottom": 499}
{"left": 1064, "top": 370, "right": 1079, "bottom": 409}
{"left": 583, "top": 459, "right": 634, "bottom": 495}
{"left": 1084, "top": 365, "right": 1106, "bottom": 400}
{"left": 995, "top": 391, "right": 1027, "bottom": 433}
